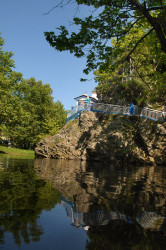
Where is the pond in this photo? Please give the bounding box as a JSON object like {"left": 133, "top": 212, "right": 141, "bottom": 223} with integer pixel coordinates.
{"left": 0, "top": 156, "right": 166, "bottom": 249}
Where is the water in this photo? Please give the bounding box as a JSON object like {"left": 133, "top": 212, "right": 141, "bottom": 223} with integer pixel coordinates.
{"left": 0, "top": 156, "right": 166, "bottom": 249}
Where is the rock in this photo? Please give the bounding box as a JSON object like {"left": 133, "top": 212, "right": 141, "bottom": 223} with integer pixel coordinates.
{"left": 35, "top": 111, "right": 166, "bottom": 165}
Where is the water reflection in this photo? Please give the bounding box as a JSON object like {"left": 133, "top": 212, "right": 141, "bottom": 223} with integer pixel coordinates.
{"left": 0, "top": 157, "right": 60, "bottom": 247}
{"left": 61, "top": 194, "right": 133, "bottom": 229}
{"left": 34, "top": 159, "right": 166, "bottom": 218}
{"left": 61, "top": 194, "right": 166, "bottom": 231}
{"left": 0, "top": 156, "right": 166, "bottom": 249}
{"left": 34, "top": 158, "right": 166, "bottom": 249}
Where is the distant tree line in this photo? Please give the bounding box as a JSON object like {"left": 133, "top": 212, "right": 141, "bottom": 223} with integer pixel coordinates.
{"left": 0, "top": 34, "right": 66, "bottom": 149}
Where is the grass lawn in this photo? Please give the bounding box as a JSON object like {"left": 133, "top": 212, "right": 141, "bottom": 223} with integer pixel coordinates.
{"left": 0, "top": 145, "right": 35, "bottom": 158}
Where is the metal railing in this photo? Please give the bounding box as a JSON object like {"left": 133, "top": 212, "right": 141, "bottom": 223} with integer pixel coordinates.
{"left": 136, "top": 107, "right": 164, "bottom": 121}
{"left": 92, "top": 103, "right": 131, "bottom": 115}
{"left": 66, "top": 102, "right": 165, "bottom": 123}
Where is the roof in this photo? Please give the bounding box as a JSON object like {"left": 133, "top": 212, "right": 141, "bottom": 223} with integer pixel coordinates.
{"left": 74, "top": 93, "right": 98, "bottom": 103}
{"left": 74, "top": 94, "right": 88, "bottom": 100}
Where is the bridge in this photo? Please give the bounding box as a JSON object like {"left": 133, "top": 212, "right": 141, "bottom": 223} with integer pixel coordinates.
{"left": 66, "top": 102, "right": 165, "bottom": 124}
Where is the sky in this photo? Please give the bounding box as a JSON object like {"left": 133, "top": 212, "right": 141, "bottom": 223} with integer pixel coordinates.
{"left": 0, "top": 0, "right": 97, "bottom": 110}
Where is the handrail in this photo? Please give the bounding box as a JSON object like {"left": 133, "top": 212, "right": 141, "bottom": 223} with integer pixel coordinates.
{"left": 66, "top": 103, "right": 165, "bottom": 123}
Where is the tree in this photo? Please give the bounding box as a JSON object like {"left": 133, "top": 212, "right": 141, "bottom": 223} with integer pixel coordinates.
{"left": 44, "top": 0, "right": 166, "bottom": 76}
{"left": 8, "top": 77, "right": 66, "bottom": 148}
{"left": 0, "top": 35, "right": 15, "bottom": 76}
{"left": 0, "top": 35, "right": 21, "bottom": 138}
{"left": 94, "top": 20, "right": 166, "bottom": 107}
{"left": 0, "top": 34, "right": 66, "bottom": 148}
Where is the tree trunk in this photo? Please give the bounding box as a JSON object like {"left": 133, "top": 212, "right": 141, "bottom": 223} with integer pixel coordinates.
{"left": 128, "top": 0, "right": 166, "bottom": 53}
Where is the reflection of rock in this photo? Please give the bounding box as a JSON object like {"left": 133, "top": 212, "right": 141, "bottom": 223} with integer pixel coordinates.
{"left": 35, "top": 111, "right": 166, "bottom": 165}
{"left": 34, "top": 158, "right": 166, "bottom": 227}
{"left": 34, "top": 159, "right": 92, "bottom": 212}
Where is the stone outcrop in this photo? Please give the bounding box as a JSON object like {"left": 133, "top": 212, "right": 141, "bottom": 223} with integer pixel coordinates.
{"left": 35, "top": 111, "right": 166, "bottom": 165}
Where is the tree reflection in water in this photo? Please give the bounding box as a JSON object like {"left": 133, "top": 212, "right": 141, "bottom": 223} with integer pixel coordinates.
{"left": 1, "top": 157, "right": 166, "bottom": 249}
{"left": 35, "top": 158, "right": 166, "bottom": 249}
{"left": 0, "top": 158, "right": 60, "bottom": 246}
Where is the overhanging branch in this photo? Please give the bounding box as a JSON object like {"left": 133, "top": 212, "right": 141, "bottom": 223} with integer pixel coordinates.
{"left": 123, "top": 28, "right": 154, "bottom": 62}
{"left": 120, "top": 17, "right": 142, "bottom": 37}
{"left": 147, "top": 5, "right": 166, "bottom": 11}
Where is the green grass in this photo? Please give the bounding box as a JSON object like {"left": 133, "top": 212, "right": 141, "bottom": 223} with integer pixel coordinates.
{"left": 0, "top": 145, "right": 35, "bottom": 158}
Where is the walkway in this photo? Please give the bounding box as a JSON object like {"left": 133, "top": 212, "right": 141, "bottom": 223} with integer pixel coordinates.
{"left": 66, "top": 102, "right": 165, "bottom": 123}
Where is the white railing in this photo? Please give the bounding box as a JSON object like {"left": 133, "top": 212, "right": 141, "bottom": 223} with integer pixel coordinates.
{"left": 92, "top": 103, "right": 131, "bottom": 115}
{"left": 136, "top": 107, "right": 163, "bottom": 121}
{"left": 66, "top": 103, "right": 165, "bottom": 122}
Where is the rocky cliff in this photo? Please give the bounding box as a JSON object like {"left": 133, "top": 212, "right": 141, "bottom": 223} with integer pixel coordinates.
{"left": 35, "top": 111, "right": 166, "bottom": 165}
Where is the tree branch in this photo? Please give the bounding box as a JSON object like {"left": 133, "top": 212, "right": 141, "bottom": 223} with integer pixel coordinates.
{"left": 127, "top": 0, "right": 166, "bottom": 53}
{"left": 123, "top": 28, "right": 154, "bottom": 62}
{"left": 43, "top": 0, "right": 75, "bottom": 15}
{"left": 120, "top": 17, "right": 142, "bottom": 37}
{"left": 147, "top": 5, "right": 166, "bottom": 11}
{"left": 131, "top": 58, "right": 151, "bottom": 90}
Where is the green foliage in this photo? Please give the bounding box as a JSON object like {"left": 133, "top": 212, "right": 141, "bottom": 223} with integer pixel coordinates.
{"left": 0, "top": 34, "right": 66, "bottom": 149}
{"left": 0, "top": 36, "right": 15, "bottom": 75}
{"left": 116, "top": 80, "right": 148, "bottom": 106}
{"left": 44, "top": 0, "right": 166, "bottom": 76}
{"left": 95, "top": 20, "right": 166, "bottom": 107}
{"left": 44, "top": 1, "right": 165, "bottom": 106}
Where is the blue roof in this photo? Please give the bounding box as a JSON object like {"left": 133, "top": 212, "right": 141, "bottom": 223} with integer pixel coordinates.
{"left": 74, "top": 94, "right": 87, "bottom": 100}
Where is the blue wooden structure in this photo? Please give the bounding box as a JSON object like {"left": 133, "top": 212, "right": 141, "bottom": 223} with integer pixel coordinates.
{"left": 66, "top": 102, "right": 165, "bottom": 124}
